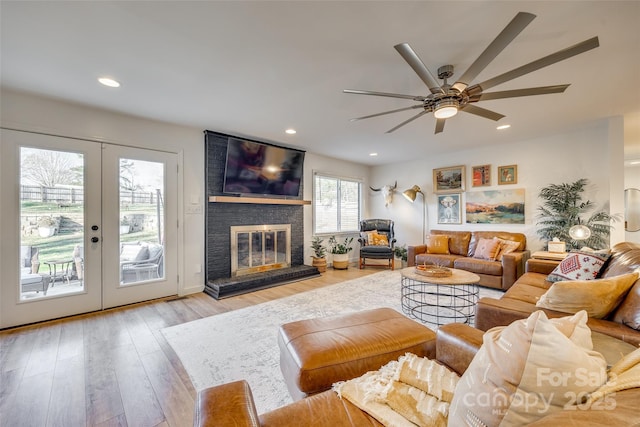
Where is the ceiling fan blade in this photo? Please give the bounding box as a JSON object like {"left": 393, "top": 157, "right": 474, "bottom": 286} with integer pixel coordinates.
{"left": 350, "top": 105, "right": 423, "bottom": 121}
{"left": 343, "top": 89, "right": 426, "bottom": 101}
{"left": 385, "top": 110, "right": 430, "bottom": 133}
{"left": 460, "top": 104, "right": 505, "bottom": 121}
{"left": 435, "top": 118, "right": 446, "bottom": 134}
{"left": 473, "top": 84, "right": 570, "bottom": 101}
{"left": 452, "top": 12, "right": 536, "bottom": 93}
{"left": 468, "top": 37, "right": 599, "bottom": 94}
{"left": 394, "top": 43, "right": 444, "bottom": 94}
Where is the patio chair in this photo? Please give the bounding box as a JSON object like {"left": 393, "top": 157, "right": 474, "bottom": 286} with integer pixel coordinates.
{"left": 20, "top": 245, "right": 49, "bottom": 295}
{"left": 120, "top": 241, "right": 164, "bottom": 283}
{"left": 358, "top": 219, "right": 396, "bottom": 270}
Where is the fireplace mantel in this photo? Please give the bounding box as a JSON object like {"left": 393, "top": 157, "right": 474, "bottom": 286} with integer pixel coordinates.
{"left": 208, "top": 196, "right": 311, "bottom": 206}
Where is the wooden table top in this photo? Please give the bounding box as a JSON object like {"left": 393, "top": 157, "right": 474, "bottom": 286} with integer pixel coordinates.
{"left": 401, "top": 267, "right": 480, "bottom": 285}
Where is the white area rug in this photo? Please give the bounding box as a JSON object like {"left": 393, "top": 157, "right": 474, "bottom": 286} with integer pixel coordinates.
{"left": 161, "top": 270, "right": 503, "bottom": 414}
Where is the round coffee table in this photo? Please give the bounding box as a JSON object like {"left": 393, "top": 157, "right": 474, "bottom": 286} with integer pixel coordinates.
{"left": 401, "top": 267, "right": 480, "bottom": 327}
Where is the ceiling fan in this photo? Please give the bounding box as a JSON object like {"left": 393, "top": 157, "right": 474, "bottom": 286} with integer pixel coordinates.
{"left": 344, "top": 12, "right": 599, "bottom": 134}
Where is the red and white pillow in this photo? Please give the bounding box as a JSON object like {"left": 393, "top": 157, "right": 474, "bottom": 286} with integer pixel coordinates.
{"left": 547, "top": 250, "right": 611, "bottom": 282}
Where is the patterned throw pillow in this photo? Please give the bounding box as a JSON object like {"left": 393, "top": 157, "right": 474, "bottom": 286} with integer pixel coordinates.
{"left": 547, "top": 250, "right": 611, "bottom": 282}
{"left": 371, "top": 233, "right": 389, "bottom": 246}
{"left": 360, "top": 230, "right": 378, "bottom": 246}
{"left": 473, "top": 237, "right": 501, "bottom": 261}
{"left": 426, "top": 235, "right": 450, "bottom": 254}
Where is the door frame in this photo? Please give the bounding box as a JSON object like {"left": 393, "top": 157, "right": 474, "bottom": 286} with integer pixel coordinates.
{"left": 101, "top": 144, "right": 180, "bottom": 309}
{"left": 0, "top": 128, "right": 185, "bottom": 329}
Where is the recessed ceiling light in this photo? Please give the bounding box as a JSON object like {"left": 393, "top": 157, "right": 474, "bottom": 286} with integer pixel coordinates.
{"left": 631, "top": 160, "right": 640, "bottom": 165}
{"left": 285, "top": 129, "right": 296, "bottom": 135}
{"left": 369, "top": 152, "right": 378, "bottom": 157}
{"left": 98, "top": 77, "right": 120, "bottom": 88}
{"left": 496, "top": 124, "right": 511, "bottom": 130}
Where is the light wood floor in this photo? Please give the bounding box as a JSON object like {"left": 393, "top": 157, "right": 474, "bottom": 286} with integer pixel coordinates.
{"left": 0, "top": 267, "right": 378, "bottom": 427}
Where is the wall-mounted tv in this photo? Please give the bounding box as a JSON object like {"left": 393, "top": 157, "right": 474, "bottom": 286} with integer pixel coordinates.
{"left": 223, "top": 137, "right": 305, "bottom": 197}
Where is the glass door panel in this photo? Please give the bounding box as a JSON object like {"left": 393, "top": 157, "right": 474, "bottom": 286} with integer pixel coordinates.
{"left": 119, "top": 158, "right": 165, "bottom": 286}
{"left": 101, "top": 145, "right": 178, "bottom": 309}
{"left": 19, "top": 147, "right": 86, "bottom": 300}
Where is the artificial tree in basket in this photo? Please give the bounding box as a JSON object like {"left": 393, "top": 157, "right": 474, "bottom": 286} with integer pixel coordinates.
{"left": 536, "top": 178, "right": 616, "bottom": 251}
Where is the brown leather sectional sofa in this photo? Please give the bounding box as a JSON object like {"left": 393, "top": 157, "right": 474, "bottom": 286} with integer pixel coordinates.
{"left": 476, "top": 241, "right": 640, "bottom": 346}
{"left": 194, "top": 322, "right": 640, "bottom": 426}
{"left": 408, "top": 230, "right": 529, "bottom": 290}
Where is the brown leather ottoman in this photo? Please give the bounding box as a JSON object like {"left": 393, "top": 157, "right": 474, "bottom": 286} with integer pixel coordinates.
{"left": 278, "top": 307, "right": 436, "bottom": 400}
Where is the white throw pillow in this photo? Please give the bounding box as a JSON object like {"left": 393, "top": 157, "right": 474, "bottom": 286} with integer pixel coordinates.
{"left": 448, "top": 310, "right": 607, "bottom": 426}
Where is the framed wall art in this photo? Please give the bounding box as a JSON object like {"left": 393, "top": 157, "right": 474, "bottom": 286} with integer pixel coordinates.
{"left": 465, "top": 189, "right": 525, "bottom": 224}
{"left": 437, "top": 193, "right": 462, "bottom": 224}
{"left": 472, "top": 164, "right": 491, "bottom": 187}
{"left": 498, "top": 164, "right": 517, "bottom": 185}
{"left": 433, "top": 165, "right": 465, "bottom": 193}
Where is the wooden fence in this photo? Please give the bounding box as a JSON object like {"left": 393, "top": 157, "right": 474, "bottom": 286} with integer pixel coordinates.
{"left": 21, "top": 185, "right": 160, "bottom": 205}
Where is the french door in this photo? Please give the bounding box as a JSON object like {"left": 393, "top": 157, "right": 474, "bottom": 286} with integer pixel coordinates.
{"left": 0, "top": 129, "right": 179, "bottom": 328}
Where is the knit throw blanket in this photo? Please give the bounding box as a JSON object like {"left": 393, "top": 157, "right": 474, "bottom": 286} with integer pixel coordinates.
{"left": 333, "top": 353, "right": 459, "bottom": 427}
{"left": 587, "top": 346, "right": 640, "bottom": 404}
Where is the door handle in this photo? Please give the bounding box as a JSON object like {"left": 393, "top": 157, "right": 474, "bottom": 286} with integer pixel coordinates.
{"left": 91, "top": 237, "right": 99, "bottom": 243}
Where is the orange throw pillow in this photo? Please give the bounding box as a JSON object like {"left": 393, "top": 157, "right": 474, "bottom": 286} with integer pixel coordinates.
{"left": 371, "top": 232, "right": 389, "bottom": 246}
{"left": 426, "top": 235, "right": 450, "bottom": 254}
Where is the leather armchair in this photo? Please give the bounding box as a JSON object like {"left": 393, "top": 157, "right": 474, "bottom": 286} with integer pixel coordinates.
{"left": 357, "top": 219, "right": 396, "bottom": 270}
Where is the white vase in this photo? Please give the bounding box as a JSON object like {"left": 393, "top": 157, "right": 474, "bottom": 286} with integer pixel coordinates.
{"left": 38, "top": 226, "right": 56, "bottom": 238}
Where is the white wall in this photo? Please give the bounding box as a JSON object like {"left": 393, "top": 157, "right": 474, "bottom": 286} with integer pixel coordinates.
{"left": 1, "top": 88, "right": 373, "bottom": 292}
{"left": 302, "top": 153, "right": 370, "bottom": 265}
{"left": 368, "top": 118, "right": 626, "bottom": 252}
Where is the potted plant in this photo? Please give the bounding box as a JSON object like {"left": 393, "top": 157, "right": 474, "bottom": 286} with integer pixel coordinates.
{"left": 536, "top": 178, "right": 617, "bottom": 250}
{"left": 310, "top": 236, "right": 327, "bottom": 273}
{"left": 393, "top": 244, "right": 408, "bottom": 268}
{"left": 120, "top": 216, "right": 131, "bottom": 234}
{"left": 37, "top": 216, "right": 57, "bottom": 237}
{"left": 329, "top": 235, "right": 353, "bottom": 270}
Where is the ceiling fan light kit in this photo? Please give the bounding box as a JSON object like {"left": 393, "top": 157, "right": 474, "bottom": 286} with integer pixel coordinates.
{"left": 434, "top": 99, "right": 459, "bottom": 119}
{"left": 344, "top": 11, "right": 599, "bottom": 135}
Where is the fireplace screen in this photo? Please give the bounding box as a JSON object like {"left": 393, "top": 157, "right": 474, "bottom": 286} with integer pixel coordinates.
{"left": 231, "top": 224, "right": 291, "bottom": 276}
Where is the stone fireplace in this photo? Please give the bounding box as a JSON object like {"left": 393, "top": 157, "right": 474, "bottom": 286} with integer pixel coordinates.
{"left": 204, "top": 131, "right": 319, "bottom": 299}
{"left": 230, "top": 224, "right": 291, "bottom": 277}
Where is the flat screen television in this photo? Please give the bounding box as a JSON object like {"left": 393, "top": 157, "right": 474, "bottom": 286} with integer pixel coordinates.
{"left": 223, "top": 137, "right": 305, "bottom": 197}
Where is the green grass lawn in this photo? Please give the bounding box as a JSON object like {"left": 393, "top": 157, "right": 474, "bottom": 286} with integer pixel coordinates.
{"left": 21, "top": 201, "right": 162, "bottom": 264}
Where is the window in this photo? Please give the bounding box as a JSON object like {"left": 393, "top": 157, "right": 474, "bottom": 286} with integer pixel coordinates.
{"left": 313, "top": 173, "right": 361, "bottom": 234}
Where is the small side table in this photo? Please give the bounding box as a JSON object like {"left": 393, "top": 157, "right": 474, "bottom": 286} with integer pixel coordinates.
{"left": 531, "top": 251, "right": 568, "bottom": 261}
{"left": 44, "top": 259, "right": 73, "bottom": 286}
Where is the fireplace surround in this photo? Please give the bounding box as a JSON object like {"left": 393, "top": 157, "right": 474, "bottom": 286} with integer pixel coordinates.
{"left": 204, "top": 131, "right": 319, "bottom": 299}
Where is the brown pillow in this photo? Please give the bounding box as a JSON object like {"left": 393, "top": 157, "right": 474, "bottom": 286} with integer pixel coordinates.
{"left": 472, "top": 237, "right": 501, "bottom": 260}
{"left": 426, "top": 235, "right": 449, "bottom": 254}
{"left": 493, "top": 237, "right": 521, "bottom": 261}
{"left": 536, "top": 272, "right": 639, "bottom": 318}
{"left": 371, "top": 232, "right": 389, "bottom": 246}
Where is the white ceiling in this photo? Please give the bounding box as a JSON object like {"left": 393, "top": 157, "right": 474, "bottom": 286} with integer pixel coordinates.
{"left": 2, "top": 1, "right": 639, "bottom": 165}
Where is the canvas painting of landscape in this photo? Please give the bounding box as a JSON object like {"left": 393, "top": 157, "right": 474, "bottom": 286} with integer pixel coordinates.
{"left": 466, "top": 189, "right": 525, "bottom": 224}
